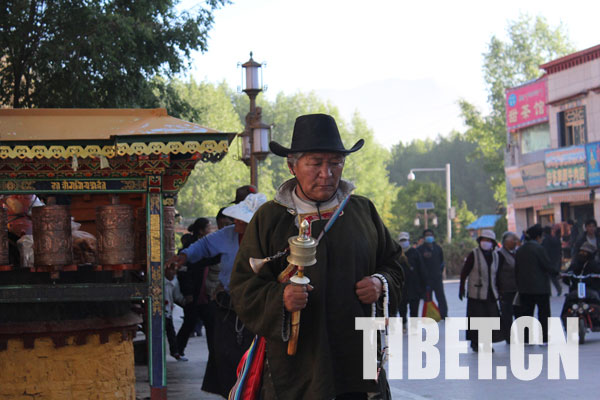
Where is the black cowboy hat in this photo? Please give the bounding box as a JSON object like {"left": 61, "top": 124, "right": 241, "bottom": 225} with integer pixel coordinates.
{"left": 269, "top": 113, "right": 364, "bottom": 157}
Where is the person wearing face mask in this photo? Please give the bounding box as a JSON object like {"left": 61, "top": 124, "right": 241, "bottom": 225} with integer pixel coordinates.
{"left": 459, "top": 230, "right": 503, "bottom": 352}
{"left": 515, "top": 224, "right": 557, "bottom": 344}
{"left": 495, "top": 231, "right": 519, "bottom": 344}
{"left": 417, "top": 229, "right": 448, "bottom": 319}
{"left": 398, "top": 232, "right": 426, "bottom": 327}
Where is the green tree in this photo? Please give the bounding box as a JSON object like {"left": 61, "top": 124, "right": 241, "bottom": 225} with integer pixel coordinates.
{"left": 389, "top": 181, "right": 476, "bottom": 242}
{"left": 162, "top": 79, "right": 247, "bottom": 219}
{"left": 341, "top": 112, "right": 398, "bottom": 223}
{"left": 0, "top": 0, "right": 227, "bottom": 108}
{"left": 388, "top": 132, "right": 496, "bottom": 215}
{"left": 459, "top": 15, "right": 574, "bottom": 203}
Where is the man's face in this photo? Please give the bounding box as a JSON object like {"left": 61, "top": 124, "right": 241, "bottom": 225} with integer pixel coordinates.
{"left": 233, "top": 219, "right": 248, "bottom": 235}
{"left": 291, "top": 152, "right": 345, "bottom": 202}
{"left": 504, "top": 236, "right": 517, "bottom": 251}
{"left": 586, "top": 223, "right": 597, "bottom": 236}
{"left": 424, "top": 233, "right": 435, "bottom": 244}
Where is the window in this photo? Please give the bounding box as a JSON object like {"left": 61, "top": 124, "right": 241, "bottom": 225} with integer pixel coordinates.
{"left": 558, "top": 106, "right": 587, "bottom": 147}
{"left": 520, "top": 123, "right": 550, "bottom": 154}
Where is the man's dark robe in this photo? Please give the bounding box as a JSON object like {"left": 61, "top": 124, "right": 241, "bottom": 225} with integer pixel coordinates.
{"left": 229, "top": 182, "right": 403, "bottom": 399}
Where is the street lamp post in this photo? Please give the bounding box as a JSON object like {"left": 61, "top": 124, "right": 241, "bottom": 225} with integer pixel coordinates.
{"left": 240, "top": 52, "right": 271, "bottom": 188}
{"left": 407, "top": 163, "right": 452, "bottom": 243}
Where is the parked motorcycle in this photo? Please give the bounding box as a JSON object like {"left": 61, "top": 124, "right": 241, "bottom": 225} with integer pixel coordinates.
{"left": 560, "top": 272, "right": 600, "bottom": 344}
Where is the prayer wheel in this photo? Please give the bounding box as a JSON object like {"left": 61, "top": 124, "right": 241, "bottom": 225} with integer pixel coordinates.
{"left": 96, "top": 204, "right": 135, "bottom": 265}
{"left": 0, "top": 208, "right": 8, "bottom": 265}
{"left": 134, "top": 208, "right": 147, "bottom": 265}
{"left": 163, "top": 206, "right": 176, "bottom": 260}
{"left": 32, "top": 205, "right": 73, "bottom": 267}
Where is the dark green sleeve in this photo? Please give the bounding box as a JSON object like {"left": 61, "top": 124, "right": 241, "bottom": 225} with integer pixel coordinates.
{"left": 229, "top": 204, "right": 290, "bottom": 341}
{"left": 368, "top": 199, "right": 404, "bottom": 315}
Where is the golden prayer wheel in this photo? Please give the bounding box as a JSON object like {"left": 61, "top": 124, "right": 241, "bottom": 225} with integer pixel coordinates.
{"left": 287, "top": 219, "right": 318, "bottom": 355}
{"left": 32, "top": 205, "right": 73, "bottom": 267}
{"left": 96, "top": 204, "right": 135, "bottom": 265}
{"left": 163, "top": 206, "right": 176, "bottom": 261}
{"left": 0, "top": 207, "right": 9, "bottom": 265}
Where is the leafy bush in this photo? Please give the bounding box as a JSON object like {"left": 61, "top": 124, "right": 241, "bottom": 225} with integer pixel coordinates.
{"left": 441, "top": 239, "right": 477, "bottom": 278}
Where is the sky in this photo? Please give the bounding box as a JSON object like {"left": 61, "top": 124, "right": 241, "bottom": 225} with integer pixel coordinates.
{"left": 181, "top": 0, "right": 600, "bottom": 148}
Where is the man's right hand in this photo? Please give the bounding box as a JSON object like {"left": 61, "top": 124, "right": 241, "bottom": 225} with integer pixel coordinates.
{"left": 167, "top": 253, "right": 187, "bottom": 270}
{"left": 284, "top": 284, "right": 313, "bottom": 312}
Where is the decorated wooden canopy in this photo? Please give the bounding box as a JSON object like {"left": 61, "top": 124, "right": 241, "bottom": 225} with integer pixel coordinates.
{"left": 0, "top": 108, "right": 235, "bottom": 399}
{"left": 0, "top": 108, "right": 234, "bottom": 194}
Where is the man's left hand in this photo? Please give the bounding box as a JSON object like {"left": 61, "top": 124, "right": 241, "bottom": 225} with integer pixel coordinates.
{"left": 355, "top": 276, "right": 382, "bottom": 304}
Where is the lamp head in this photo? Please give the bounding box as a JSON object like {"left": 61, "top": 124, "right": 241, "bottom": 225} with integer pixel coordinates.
{"left": 407, "top": 171, "right": 416, "bottom": 181}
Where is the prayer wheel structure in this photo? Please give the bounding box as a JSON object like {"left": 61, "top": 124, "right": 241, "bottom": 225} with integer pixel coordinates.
{"left": 0, "top": 208, "right": 9, "bottom": 266}
{"left": 32, "top": 205, "right": 73, "bottom": 268}
{"left": 0, "top": 108, "right": 233, "bottom": 400}
{"left": 96, "top": 204, "right": 135, "bottom": 266}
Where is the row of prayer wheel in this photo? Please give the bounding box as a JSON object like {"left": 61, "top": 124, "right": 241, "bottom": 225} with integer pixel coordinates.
{"left": 0, "top": 204, "right": 176, "bottom": 269}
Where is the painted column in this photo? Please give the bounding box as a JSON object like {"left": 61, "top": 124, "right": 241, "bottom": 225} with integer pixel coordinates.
{"left": 147, "top": 175, "right": 167, "bottom": 399}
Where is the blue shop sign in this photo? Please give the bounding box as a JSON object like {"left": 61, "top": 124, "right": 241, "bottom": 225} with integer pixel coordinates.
{"left": 587, "top": 143, "right": 600, "bottom": 186}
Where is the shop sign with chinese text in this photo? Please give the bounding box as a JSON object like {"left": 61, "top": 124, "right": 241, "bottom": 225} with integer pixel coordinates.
{"left": 545, "top": 145, "right": 587, "bottom": 190}
{"left": 506, "top": 78, "right": 548, "bottom": 131}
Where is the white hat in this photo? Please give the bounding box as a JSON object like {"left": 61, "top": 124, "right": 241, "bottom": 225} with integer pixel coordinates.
{"left": 478, "top": 229, "right": 496, "bottom": 242}
{"left": 398, "top": 232, "right": 410, "bottom": 241}
{"left": 223, "top": 192, "right": 267, "bottom": 223}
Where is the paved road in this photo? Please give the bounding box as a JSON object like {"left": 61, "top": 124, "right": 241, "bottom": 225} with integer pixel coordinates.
{"left": 390, "top": 281, "right": 600, "bottom": 400}
{"left": 134, "top": 307, "right": 221, "bottom": 400}
{"left": 135, "top": 280, "right": 600, "bottom": 399}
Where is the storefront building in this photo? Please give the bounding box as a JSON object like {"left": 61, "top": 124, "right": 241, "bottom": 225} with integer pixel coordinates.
{"left": 505, "top": 44, "right": 600, "bottom": 234}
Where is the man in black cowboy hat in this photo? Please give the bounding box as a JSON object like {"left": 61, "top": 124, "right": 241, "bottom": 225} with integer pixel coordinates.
{"left": 230, "top": 114, "right": 403, "bottom": 399}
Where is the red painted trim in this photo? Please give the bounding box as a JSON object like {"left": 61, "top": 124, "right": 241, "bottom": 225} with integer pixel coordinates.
{"left": 541, "top": 44, "right": 600, "bottom": 74}
{"left": 151, "top": 387, "right": 168, "bottom": 400}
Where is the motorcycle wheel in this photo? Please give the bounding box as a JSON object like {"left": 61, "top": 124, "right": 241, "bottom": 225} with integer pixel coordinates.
{"left": 579, "top": 318, "right": 586, "bottom": 345}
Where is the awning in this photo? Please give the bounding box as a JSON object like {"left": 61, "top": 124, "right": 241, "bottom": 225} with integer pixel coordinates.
{"left": 0, "top": 108, "right": 234, "bottom": 159}
{"left": 512, "top": 195, "right": 548, "bottom": 209}
{"left": 548, "top": 189, "right": 593, "bottom": 204}
{"left": 466, "top": 215, "right": 502, "bottom": 230}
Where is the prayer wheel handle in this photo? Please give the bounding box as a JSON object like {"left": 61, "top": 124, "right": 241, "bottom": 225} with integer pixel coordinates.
{"left": 286, "top": 220, "right": 316, "bottom": 356}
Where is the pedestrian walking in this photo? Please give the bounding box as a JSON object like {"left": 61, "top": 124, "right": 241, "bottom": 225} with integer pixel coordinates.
{"left": 542, "top": 225, "right": 563, "bottom": 296}
{"left": 417, "top": 229, "right": 448, "bottom": 318}
{"left": 176, "top": 219, "right": 219, "bottom": 359}
{"left": 515, "top": 224, "right": 558, "bottom": 343}
{"left": 561, "top": 220, "right": 577, "bottom": 260}
{"left": 495, "top": 231, "right": 519, "bottom": 344}
{"left": 164, "top": 265, "right": 185, "bottom": 360}
{"left": 459, "top": 229, "right": 503, "bottom": 352}
{"left": 229, "top": 114, "right": 404, "bottom": 399}
{"left": 168, "top": 191, "right": 267, "bottom": 398}
{"left": 397, "top": 232, "right": 425, "bottom": 326}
